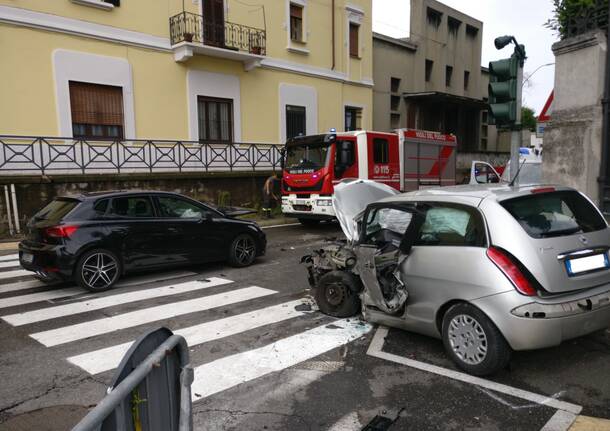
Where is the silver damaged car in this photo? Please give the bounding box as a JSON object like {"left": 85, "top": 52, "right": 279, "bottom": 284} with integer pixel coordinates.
{"left": 303, "top": 180, "right": 610, "bottom": 375}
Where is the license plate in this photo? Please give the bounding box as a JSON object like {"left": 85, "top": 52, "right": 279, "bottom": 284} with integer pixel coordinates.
{"left": 295, "top": 200, "right": 309, "bottom": 205}
{"left": 21, "top": 253, "right": 33, "bottom": 264}
{"left": 566, "top": 253, "right": 609, "bottom": 276}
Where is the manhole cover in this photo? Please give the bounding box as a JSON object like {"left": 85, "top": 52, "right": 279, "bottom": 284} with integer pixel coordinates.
{"left": 0, "top": 405, "right": 89, "bottom": 431}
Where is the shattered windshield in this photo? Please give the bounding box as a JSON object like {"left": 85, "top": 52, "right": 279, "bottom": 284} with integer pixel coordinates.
{"left": 285, "top": 143, "right": 331, "bottom": 174}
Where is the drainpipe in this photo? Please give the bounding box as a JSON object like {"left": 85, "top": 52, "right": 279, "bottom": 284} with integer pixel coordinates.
{"left": 599, "top": 4, "right": 610, "bottom": 212}
{"left": 4, "top": 185, "right": 13, "bottom": 236}
{"left": 10, "top": 184, "right": 20, "bottom": 234}
{"left": 331, "top": 0, "right": 335, "bottom": 70}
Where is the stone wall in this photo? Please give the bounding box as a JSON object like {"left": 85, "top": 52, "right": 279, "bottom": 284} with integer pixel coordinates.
{"left": 542, "top": 30, "right": 607, "bottom": 204}
{"left": 0, "top": 171, "right": 273, "bottom": 238}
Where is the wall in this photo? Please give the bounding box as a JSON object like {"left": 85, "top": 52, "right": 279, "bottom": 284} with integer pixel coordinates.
{"left": 542, "top": 30, "right": 606, "bottom": 203}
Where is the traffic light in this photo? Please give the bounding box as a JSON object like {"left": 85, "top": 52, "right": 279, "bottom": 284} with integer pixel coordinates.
{"left": 488, "top": 55, "right": 519, "bottom": 127}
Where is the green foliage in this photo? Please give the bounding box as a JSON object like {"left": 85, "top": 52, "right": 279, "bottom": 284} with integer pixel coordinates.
{"left": 521, "top": 107, "right": 537, "bottom": 131}
{"left": 545, "top": 0, "right": 608, "bottom": 38}
{"left": 217, "top": 190, "right": 231, "bottom": 207}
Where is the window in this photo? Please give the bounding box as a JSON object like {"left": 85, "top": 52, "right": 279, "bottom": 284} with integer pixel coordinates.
{"left": 464, "top": 70, "right": 470, "bottom": 91}
{"left": 390, "top": 113, "right": 401, "bottom": 129}
{"left": 33, "top": 198, "right": 79, "bottom": 223}
{"left": 500, "top": 191, "right": 607, "bottom": 239}
{"left": 364, "top": 207, "right": 413, "bottom": 244}
{"left": 390, "top": 77, "right": 401, "bottom": 93}
{"left": 390, "top": 95, "right": 400, "bottom": 111}
{"left": 110, "top": 197, "right": 155, "bottom": 218}
{"left": 93, "top": 199, "right": 109, "bottom": 215}
{"left": 198, "top": 96, "right": 233, "bottom": 143}
{"left": 69, "top": 81, "right": 124, "bottom": 140}
{"left": 473, "top": 163, "right": 499, "bottom": 184}
{"left": 466, "top": 24, "right": 479, "bottom": 38}
{"left": 425, "top": 59, "right": 433, "bottom": 82}
{"left": 447, "top": 16, "right": 461, "bottom": 36}
{"left": 344, "top": 106, "right": 362, "bottom": 131}
{"left": 416, "top": 204, "right": 486, "bottom": 247}
{"left": 290, "top": 3, "right": 303, "bottom": 42}
{"left": 373, "top": 138, "right": 389, "bottom": 164}
{"left": 426, "top": 7, "right": 442, "bottom": 28}
{"left": 349, "top": 23, "right": 359, "bottom": 57}
{"left": 445, "top": 65, "right": 453, "bottom": 87}
{"left": 286, "top": 105, "right": 306, "bottom": 139}
{"left": 157, "top": 196, "right": 209, "bottom": 219}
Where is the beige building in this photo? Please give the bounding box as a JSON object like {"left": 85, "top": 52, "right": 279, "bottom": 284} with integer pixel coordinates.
{"left": 373, "top": 0, "right": 499, "bottom": 152}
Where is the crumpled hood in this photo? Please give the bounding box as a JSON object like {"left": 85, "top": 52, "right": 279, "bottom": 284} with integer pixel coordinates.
{"left": 332, "top": 179, "right": 399, "bottom": 242}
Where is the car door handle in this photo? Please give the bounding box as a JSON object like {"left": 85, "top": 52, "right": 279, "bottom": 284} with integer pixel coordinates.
{"left": 167, "top": 227, "right": 179, "bottom": 233}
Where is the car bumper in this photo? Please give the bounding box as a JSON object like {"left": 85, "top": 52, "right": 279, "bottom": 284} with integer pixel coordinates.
{"left": 472, "top": 284, "right": 610, "bottom": 351}
{"left": 19, "top": 240, "right": 74, "bottom": 279}
{"left": 281, "top": 194, "right": 335, "bottom": 219}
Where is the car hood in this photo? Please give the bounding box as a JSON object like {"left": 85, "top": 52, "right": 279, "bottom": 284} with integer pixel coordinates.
{"left": 332, "top": 179, "right": 399, "bottom": 242}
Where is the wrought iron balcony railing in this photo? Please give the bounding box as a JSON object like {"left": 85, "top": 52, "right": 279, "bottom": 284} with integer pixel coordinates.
{"left": 169, "top": 11, "right": 266, "bottom": 56}
{"left": 0, "top": 136, "right": 281, "bottom": 176}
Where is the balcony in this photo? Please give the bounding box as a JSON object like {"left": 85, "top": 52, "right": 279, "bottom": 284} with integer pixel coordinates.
{"left": 169, "top": 11, "right": 266, "bottom": 68}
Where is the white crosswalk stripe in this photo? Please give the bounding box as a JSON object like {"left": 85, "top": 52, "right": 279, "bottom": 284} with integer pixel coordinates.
{"left": 0, "top": 279, "right": 47, "bottom": 294}
{"left": 68, "top": 299, "right": 308, "bottom": 374}
{"left": 0, "top": 260, "right": 21, "bottom": 269}
{"left": 0, "top": 269, "right": 33, "bottom": 280}
{"left": 2, "top": 277, "right": 232, "bottom": 326}
{"left": 0, "top": 287, "right": 83, "bottom": 309}
{"left": 0, "top": 254, "right": 18, "bottom": 262}
{"left": 31, "top": 286, "right": 276, "bottom": 346}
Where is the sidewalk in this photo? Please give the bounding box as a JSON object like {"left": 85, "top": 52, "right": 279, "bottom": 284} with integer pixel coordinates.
{"left": 571, "top": 416, "right": 610, "bottom": 431}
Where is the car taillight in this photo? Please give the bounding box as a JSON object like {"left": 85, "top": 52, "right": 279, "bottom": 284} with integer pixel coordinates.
{"left": 531, "top": 187, "right": 555, "bottom": 194}
{"left": 487, "top": 247, "right": 537, "bottom": 296}
{"left": 45, "top": 225, "right": 78, "bottom": 239}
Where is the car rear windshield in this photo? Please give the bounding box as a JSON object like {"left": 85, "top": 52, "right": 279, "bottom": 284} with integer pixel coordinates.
{"left": 500, "top": 191, "right": 607, "bottom": 238}
{"left": 33, "top": 198, "right": 79, "bottom": 222}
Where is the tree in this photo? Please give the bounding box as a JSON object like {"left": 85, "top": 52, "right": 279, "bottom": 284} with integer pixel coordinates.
{"left": 521, "top": 107, "right": 537, "bottom": 131}
{"left": 545, "top": 0, "right": 608, "bottom": 39}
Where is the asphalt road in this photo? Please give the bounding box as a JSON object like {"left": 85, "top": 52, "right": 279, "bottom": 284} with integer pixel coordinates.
{"left": 0, "top": 222, "right": 609, "bottom": 430}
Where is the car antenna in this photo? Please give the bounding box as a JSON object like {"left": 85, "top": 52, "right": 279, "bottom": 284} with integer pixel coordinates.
{"left": 508, "top": 157, "right": 527, "bottom": 187}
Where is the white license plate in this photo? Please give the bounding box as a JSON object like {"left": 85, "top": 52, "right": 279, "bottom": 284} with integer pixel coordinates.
{"left": 566, "top": 253, "right": 609, "bottom": 276}
{"left": 295, "top": 200, "right": 309, "bottom": 205}
{"left": 21, "top": 253, "right": 33, "bottom": 264}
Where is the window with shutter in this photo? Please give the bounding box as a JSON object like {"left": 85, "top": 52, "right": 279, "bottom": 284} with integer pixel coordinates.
{"left": 69, "top": 81, "right": 124, "bottom": 140}
{"left": 349, "top": 23, "right": 359, "bottom": 57}
{"left": 290, "top": 4, "right": 303, "bottom": 42}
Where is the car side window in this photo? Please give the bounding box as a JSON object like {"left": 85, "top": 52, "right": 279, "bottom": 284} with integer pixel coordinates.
{"left": 93, "top": 199, "right": 109, "bottom": 215}
{"left": 110, "top": 196, "right": 155, "bottom": 218}
{"left": 156, "top": 196, "right": 208, "bottom": 219}
{"left": 364, "top": 207, "right": 413, "bottom": 246}
{"left": 415, "top": 204, "right": 485, "bottom": 247}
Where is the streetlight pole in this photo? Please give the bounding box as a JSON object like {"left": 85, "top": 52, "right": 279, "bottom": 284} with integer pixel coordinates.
{"left": 522, "top": 62, "right": 554, "bottom": 88}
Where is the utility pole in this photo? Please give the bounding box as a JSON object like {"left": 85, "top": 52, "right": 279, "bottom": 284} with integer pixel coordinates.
{"left": 488, "top": 36, "right": 527, "bottom": 185}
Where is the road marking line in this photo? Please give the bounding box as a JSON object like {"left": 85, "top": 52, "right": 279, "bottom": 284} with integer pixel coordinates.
{"left": 0, "top": 261, "right": 21, "bottom": 269}
{"left": 541, "top": 411, "right": 578, "bottom": 431}
{"left": 261, "top": 223, "right": 302, "bottom": 229}
{"left": 366, "top": 327, "right": 582, "bottom": 415}
{"left": 0, "top": 280, "right": 48, "bottom": 294}
{"left": 68, "top": 299, "right": 309, "bottom": 374}
{"left": 0, "top": 254, "right": 18, "bottom": 262}
{"left": 191, "top": 319, "right": 372, "bottom": 401}
{"left": 0, "top": 287, "right": 83, "bottom": 309}
{"left": 2, "top": 277, "right": 233, "bottom": 326}
{"left": 0, "top": 269, "right": 33, "bottom": 280}
{"left": 31, "top": 286, "right": 276, "bottom": 346}
{"left": 328, "top": 412, "right": 362, "bottom": 431}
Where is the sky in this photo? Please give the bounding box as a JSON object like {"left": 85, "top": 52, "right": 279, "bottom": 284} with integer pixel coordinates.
{"left": 372, "top": 0, "right": 557, "bottom": 115}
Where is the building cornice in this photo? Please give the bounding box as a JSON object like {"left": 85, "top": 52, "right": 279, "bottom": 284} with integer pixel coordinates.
{"left": 0, "top": 5, "right": 373, "bottom": 88}
{"left": 372, "top": 32, "right": 418, "bottom": 51}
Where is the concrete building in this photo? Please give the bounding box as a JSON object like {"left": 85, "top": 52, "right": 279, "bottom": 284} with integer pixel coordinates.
{"left": 0, "top": 0, "right": 372, "bottom": 143}
{"left": 372, "top": 0, "right": 498, "bottom": 152}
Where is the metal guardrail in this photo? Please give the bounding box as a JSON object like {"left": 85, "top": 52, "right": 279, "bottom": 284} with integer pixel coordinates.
{"left": 563, "top": 0, "right": 608, "bottom": 38}
{"left": 169, "top": 11, "right": 266, "bottom": 55}
{"left": 0, "top": 136, "right": 282, "bottom": 175}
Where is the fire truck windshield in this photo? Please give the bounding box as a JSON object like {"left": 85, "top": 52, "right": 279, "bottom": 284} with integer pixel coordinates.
{"left": 285, "top": 143, "right": 331, "bottom": 174}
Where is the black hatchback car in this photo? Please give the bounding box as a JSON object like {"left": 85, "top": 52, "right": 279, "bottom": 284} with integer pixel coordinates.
{"left": 19, "top": 191, "right": 266, "bottom": 292}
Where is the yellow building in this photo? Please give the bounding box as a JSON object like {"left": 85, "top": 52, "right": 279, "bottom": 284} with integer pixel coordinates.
{"left": 0, "top": 0, "right": 373, "bottom": 144}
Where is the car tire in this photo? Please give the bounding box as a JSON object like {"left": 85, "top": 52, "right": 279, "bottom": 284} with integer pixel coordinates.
{"left": 228, "top": 233, "right": 257, "bottom": 267}
{"left": 441, "top": 303, "right": 512, "bottom": 376}
{"left": 298, "top": 218, "right": 320, "bottom": 227}
{"left": 75, "top": 249, "right": 122, "bottom": 292}
{"left": 314, "top": 270, "right": 361, "bottom": 318}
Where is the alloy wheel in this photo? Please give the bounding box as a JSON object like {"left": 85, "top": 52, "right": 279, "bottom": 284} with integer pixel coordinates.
{"left": 234, "top": 236, "right": 255, "bottom": 265}
{"left": 81, "top": 252, "right": 119, "bottom": 290}
{"left": 447, "top": 314, "right": 488, "bottom": 365}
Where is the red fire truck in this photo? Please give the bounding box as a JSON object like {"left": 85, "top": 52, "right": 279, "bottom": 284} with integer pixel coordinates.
{"left": 281, "top": 129, "right": 457, "bottom": 224}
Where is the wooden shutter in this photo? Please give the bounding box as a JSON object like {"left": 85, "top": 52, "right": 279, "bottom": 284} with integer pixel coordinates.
{"left": 290, "top": 4, "right": 302, "bottom": 19}
{"left": 349, "top": 23, "right": 359, "bottom": 57}
{"left": 69, "top": 81, "right": 124, "bottom": 126}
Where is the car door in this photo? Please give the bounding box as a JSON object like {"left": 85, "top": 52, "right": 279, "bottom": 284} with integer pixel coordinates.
{"left": 105, "top": 195, "right": 166, "bottom": 270}
{"left": 154, "top": 195, "right": 219, "bottom": 263}
{"left": 469, "top": 161, "right": 501, "bottom": 185}
{"left": 355, "top": 203, "right": 423, "bottom": 314}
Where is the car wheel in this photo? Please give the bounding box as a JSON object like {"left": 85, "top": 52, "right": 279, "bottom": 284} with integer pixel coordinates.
{"left": 75, "top": 249, "right": 122, "bottom": 292}
{"left": 314, "top": 271, "right": 361, "bottom": 318}
{"left": 228, "top": 234, "right": 257, "bottom": 267}
{"left": 442, "top": 303, "right": 511, "bottom": 376}
{"left": 298, "top": 218, "right": 320, "bottom": 227}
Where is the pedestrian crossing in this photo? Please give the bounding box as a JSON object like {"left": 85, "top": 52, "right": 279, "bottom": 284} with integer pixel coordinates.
{"left": 0, "top": 253, "right": 373, "bottom": 406}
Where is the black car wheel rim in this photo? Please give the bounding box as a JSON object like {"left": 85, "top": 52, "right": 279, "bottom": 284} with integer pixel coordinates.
{"left": 82, "top": 252, "right": 118, "bottom": 289}
{"left": 325, "top": 282, "right": 346, "bottom": 306}
{"left": 235, "top": 237, "right": 255, "bottom": 264}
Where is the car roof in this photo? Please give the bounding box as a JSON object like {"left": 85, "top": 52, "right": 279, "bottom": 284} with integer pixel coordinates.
{"left": 56, "top": 190, "right": 186, "bottom": 201}
{"left": 377, "top": 184, "right": 575, "bottom": 205}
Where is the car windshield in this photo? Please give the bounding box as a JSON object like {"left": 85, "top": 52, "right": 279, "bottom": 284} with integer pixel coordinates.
{"left": 500, "top": 190, "right": 607, "bottom": 238}
{"left": 33, "top": 198, "right": 79, "bottom": 222}
{"left": 285, "top": 143, "right": 330, "bottom": 174}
